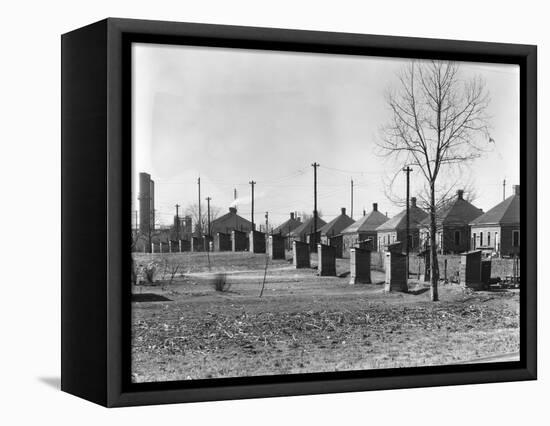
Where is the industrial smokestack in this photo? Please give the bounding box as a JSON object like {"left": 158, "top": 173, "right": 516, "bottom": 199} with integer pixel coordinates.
{"left": 139, "top": 172, "right": 153, "bottom": 234}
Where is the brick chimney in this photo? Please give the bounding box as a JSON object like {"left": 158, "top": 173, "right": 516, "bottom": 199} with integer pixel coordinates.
{"left": 457, "top": 189, "right": 464, "bottom": 200}
{"left": 411, "top": 197, "right": 417, "bottom": 207}
{"left": 513, "top": 185, "right": 520, "bottom": 195}
{"left": 373, "top": 202, "right": 378, "bottom": 211}
{"left": 290, "top": 212, "right": 295, "bottom": 220}
{"left": 341, "top": 207, "right": 346, "bottom": 215}
{"left": 229, "top": 207, "right": 237, "bottom": 214}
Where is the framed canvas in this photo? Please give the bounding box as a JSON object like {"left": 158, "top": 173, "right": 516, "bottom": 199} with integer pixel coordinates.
{"left": 61, "top": 18, "right": 537, "bottom": 407}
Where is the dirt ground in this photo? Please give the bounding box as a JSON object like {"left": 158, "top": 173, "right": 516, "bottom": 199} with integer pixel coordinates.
{"left": 131, "top": 251, "right": 520, "bottom": 383}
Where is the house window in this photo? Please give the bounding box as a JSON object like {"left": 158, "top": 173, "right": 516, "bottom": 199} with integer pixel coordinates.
{"left": 454, "top": 231, "right": 460, "bottom": 246}
{"left": 488, "top": 232, "right": 491, "bottom": 246}
{"left": 480, "top": 232, "right": 483, "bottom": 246}
{"left": 472, "top": 233, "right": 476, "bottom": 249}
{"left": 513, "top": 230, "right": 520, "bottom": 247}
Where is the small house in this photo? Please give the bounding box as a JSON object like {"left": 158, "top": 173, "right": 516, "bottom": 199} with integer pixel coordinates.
{"left": 376, "top": 197, "right": 428, "bottom": 252}
{"left": 469, "top": 185, "right": 520, "bottom": 256}
{"left": 289, "top": 215, "right": 327, "bottom": 242}
{"left": 273, "top": 212, "right": 302, "bottom": 236}
{"left": 341, "top": 203, "right": 389, "bottom": 254}
{"left": 419, "top": 190, "right": 484, "bottom": 254}
{"left": 273, "top": 212, "right": 302, "bottom": 249}
{"left": 319, "top": 208, "right": 355, "bottom": 244}
{"left": 210, "top": 207, "right": 254, "bottom": 235}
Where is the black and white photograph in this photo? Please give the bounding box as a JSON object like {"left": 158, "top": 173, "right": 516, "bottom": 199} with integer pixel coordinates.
{"left": 2, "top": 0, "right": 546, "bottom": 420}
{"left": 130, "top": 42, "right": 521, "bottom": 383}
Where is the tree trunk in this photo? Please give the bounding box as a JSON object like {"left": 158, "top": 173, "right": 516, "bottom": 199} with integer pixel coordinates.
{"left": 429, "top": 181, "right": 439, "bottom": 301}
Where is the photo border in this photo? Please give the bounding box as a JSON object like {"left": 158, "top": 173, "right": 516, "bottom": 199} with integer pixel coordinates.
{"left": 61, "top": 18, "right": 536, "bottom": 407}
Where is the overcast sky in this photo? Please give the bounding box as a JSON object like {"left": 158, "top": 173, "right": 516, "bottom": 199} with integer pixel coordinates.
{"left": 132, "top": 42, "right": 519, "bottom": 227}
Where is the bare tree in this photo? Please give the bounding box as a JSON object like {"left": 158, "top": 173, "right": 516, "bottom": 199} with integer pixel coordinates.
{"left": 379, "top": 60, "right": 490, "bottom": 301}
{"left": 142, "top": 212, "right": 160, "bottom": 253}
{"left": 184, "top": 203, "right": 222, "bottom": 236}
{"left": 383, "top": 172, "right": 479, "bottom": 211}
{"left": 130, "top": 209, "right": 161, "bottom": 254}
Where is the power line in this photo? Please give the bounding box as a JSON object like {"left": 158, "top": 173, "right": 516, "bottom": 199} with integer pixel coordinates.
{"left": 312, "top": 162, "right": 319, "bottom": 246}
{"left": 320, "top": 165, "right": 380, "bottom": 175}
{"left": 175, "top": 204, "right": 180, "bottom": 239}
{"left": 403, "top": 165, "right": 413, "bottom": 278}
{"left": 205, "top": 197, "right": 211, "bottom": 237}
{"left": 249, "top": 180, "right": 256, "bottom": 230}
{"left": 350, "top": 179, "right": 354, "bottom": 220}
{"left": 197, "top": 177, "right": 202, "bottom": 236}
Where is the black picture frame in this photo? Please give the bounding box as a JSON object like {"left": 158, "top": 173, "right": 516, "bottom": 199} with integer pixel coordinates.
{"left": 61, "top": 17, "right": 537, "bottom": 407}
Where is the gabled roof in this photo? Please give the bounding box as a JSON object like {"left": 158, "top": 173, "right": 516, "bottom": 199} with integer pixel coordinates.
{"left": 212, "top": 210, "right": 252, "bottom": 227}
{"left": 376, "top": 204, "right": 428, "bottom": 232}
{"left": 211, "top": 207, "right": 253, "bottom": 233}
{"left": 420, "top": 193, "right": 483, "bottom": 227}
{"left": 470, "top": 190, "right": 520, "bottom": 226}
{"left": 290, "top": 216, "right": 327, "bottom": 238}
{"left": 273, "top": 215, "right": 302, "bottom": 236}
{"left": 341, "top": 208, "right": 389, "bottom": 234}
{"left": 319, "top": 210, "right": 355, "bottom": 237}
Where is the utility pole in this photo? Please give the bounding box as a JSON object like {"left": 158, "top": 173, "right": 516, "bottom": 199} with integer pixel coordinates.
{"left": 205, "top": 197, "right": 211, "bottom": 237}
{"left": 312, "top": 162, "right": 319, "bottom": 246}
{"left": 265, "top": 211, "right": 269, "bottom": 234}
{"left": 175, "top": 204, "right": 180, "bottom": 239}
{"left": 249, "top": 180, "right": 256, "bottom": 230}
{"left": 503, "top": 178, "right": 506, "bottom": 201}
{"left": 350, "top": 178, "right": 354, "bottom": 220}
{"left": 197, "top": 177, "right": 202, "bottom": 236}
{"left": 403, "top": 166, "right": 413, "bottom": 279}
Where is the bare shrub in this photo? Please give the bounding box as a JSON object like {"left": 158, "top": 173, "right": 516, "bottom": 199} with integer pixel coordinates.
{"left": 211, "top": 273, "right": 231, "bottom": 292}
{"left": 162, "top": 263, "right": 181, "bottom": 290}
{"left": 143, "top": 261, "right": 158, "bottom": 284}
